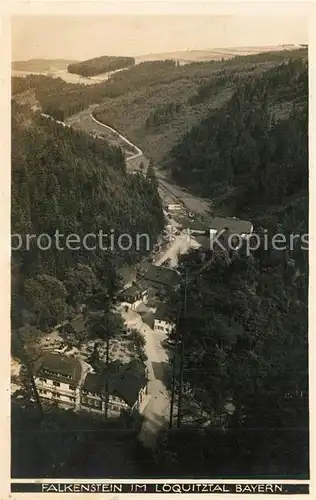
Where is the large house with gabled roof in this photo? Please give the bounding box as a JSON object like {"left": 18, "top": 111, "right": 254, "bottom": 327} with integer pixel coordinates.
{"left": 138, "top": 263, "right": 180, "bottom": 295}
{"left": 33, "top": 353, "right": 147, "bottom": 417}
{"left": 81, "top": 359, "right": 147, "bottom": 416}
{"left": 33, "top": 353, "right": 90, "bottom": 410}
{"left": 153, "top": 305, "right": 176, "bottom": 335}
{"left": 118, "top": 282, "right": 148, "bottom": 311}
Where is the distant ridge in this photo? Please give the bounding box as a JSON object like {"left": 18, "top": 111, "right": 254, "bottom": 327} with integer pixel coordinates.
{"left": 12, "top": 59, "right": 78, "bottom": 72}
{"left": 135, "top": 45, "right": 303, "bottom": 64}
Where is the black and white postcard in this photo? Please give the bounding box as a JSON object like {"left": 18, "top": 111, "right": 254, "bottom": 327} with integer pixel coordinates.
{"left": 2, "top": 0, "right": 313, "bottom": 497}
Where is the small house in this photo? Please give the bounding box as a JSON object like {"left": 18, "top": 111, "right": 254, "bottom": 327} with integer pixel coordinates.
{"left": 59, "top": 317, "right": 86, "bottom": 339}
{"left": 80, "top": 360, "right": 147, "bottom": 416}
{"left": 154, "top": 306, "right": 176, "bottom": 335}
{"left": 166, "top": 203, "right": 182, "bottom": 211}
{"left": 140, "top": 264, "right": 180, "bottom": 294}
{"left": 118, "top": 282, "right": 148, "bottom": 311}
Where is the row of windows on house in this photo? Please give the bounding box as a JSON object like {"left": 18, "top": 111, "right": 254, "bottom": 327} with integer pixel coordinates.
{"left": 38, "top": 389, "right": 75, "bottom": 402}
{"left": 38, "top": 379, "right": 125, "bottom": 405}
{"left": 81, "top": 397, "right": 122, "bottom": 412}
{"left": 38, "top": 389, "right": 123, "bottom": 412}
{"left": 42, "top": 369, "right": 72, "bottom": 379}
{"left": 155, "top": 325, "right": 166, "bottom": 331}
{"left": 39, "top": 378, "right": 76, "bottom": 390}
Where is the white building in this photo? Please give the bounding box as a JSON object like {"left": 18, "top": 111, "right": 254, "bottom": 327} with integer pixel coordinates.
{"left": 80, "top": 360, "right": 147, "bottom": 416}
{"left": 166, "top": 203, "right": 182, "bottom": 211}
{"left": 154, "top": 306, "right": 176, "bottom": 335}
{"left": 33, "top": 353, "right": 89, "bottom": 410}
{"left": 118, "top": 283, "right": 148, "bottom": 311}
{"left": 34, "top": 354, "right": 147, "bottom": 417}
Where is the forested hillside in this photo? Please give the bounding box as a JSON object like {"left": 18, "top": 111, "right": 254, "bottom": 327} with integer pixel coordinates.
{"left": 93, "top": 48, "right": 307, "bottom": 163}
{"left": 154, "top": 54, "right": 308, "bottom": 477}
{"left": 157, "top": 240, "right": 308, "bottom": 477}
{"left": 169, "top": 57, "right": 307, "bottom": 210}
{"left": 12, "top": 49, "right": 306, "bottom": 129}
{"left": 11, "top": 60, "right": 180, "bottom": 120}
{"left": 67, "top": 56, "right": 135, "bottom": 77}
{"left": 11, "top": 103, "right": 164, "bottom": 330}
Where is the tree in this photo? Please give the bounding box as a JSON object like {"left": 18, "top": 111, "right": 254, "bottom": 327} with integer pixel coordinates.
{"left": 146, "top": 161, "right": 158, "bottom": 190}
{"left": 24, "top": 274, "right": 68, "bottom": 329}
{"left": 86, "top": 310, "right": 125, "bottom": 420}
{"left": 64, "top": 264, "right": 99, "bottom": 309}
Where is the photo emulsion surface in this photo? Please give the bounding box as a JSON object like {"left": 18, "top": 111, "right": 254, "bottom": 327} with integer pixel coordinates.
{"left": 11, "top": 12, "right": 309, "bottom": 483}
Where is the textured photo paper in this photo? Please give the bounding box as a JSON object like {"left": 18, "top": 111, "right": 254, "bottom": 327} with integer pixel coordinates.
{"left": 2, "top": 0, "right": 314, "bottom": 498}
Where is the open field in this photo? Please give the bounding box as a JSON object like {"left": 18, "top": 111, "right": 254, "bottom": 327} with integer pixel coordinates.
{"left": 135, "top": 45, "right": 303, "bottom": 63}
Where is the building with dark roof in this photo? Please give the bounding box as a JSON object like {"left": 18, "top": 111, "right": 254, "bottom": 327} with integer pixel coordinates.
{"left": 33, "top": 353, "right": 88, "bottom": 410}
{"left": 140, "top": 264, "right": 180, "bottom": 293}
{"left": 59, "top": 317, "right": 86, "bottom": 338}
{"left": 180, "top": 216, "right": 253, "bottom": 239}
{"left": 34, "top": 352, "right": 147, "bottom": 416}
{"left": 209, "top": 217, "right": 253, "bottom": 236}
{"left": 81, "top": 360, "right": 147, "bottom": 415}
{"left": 180, "top": 219, "right": 209, "bottom": 234}
{"left": 118, "top": 282, "right": 148, "bottom": 310}
{"left": 154, "top": 305, "right": 176, "bottom": 335}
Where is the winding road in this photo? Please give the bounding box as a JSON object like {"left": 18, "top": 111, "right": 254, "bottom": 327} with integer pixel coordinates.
{"left": 65, "top": 108, "right": 210, "bottom": 214}
{"left": 90, "top": 113, "right": 143, "bottom": 161}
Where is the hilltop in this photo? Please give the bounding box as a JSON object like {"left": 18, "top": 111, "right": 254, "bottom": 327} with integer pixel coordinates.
{"left": 67, "top": 56, "right": 135, "bottom": 77}
{"left": 12, "top": 59, "right": 78, "bottom": 73}
{"left": 135, "top": 44, "right": 302, "bottom": 64}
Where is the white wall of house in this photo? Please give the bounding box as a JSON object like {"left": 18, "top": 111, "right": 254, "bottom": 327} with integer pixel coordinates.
{"left": 121, "top": 290, "right": 148, "bottom": 311}
{"left": 35, "top": 376, "right": 78, "bottom": 408}
{"left": 81, "top": 391, "right": 130, "bottom": 416}
{"left": 121, "top": 301, "right": 132, "bottom": 310}
{"left": 131, "top": 299, "right": 142, "bottom": 311}
{"left": 132, "top": 385, "right": 146, "bottom": 411}
{"left": 167, "top": 204, "right": 181, "bottom": 211}
{"left": 154, "top": 318, "right": 176, "bottom": 334}
{"left": 36, "top": 370, "right": 146, "bottom": 417}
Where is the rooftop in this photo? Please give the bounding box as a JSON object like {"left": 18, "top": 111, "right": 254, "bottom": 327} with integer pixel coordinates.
{"left": 119, "top": 282, "right": 147, "bottom": 299}
{"left": 71, "top": 317, "right": 86, "bottom": 333}
{"left": 135, "top": 302, "right": 150, "bottom": 314}
{"left": 34, "top": 353, "right": 82, "bottom": 384}
{"left": 180, "top": 219, "right": 209, "bottom": 231}
{"left": 142, "top": 264, "right": 180, "bottom": 288}
{"left": 141, "top": 311, "right": 155, "bottom": 329}
{"left": 82, "top": 360, "right": 147, "bottom": 407}
{"left": 155, "top": 305, "right": 175, "bottom": 322}
{"left": 209, "top": 217, "right": 253, "bottom": 235}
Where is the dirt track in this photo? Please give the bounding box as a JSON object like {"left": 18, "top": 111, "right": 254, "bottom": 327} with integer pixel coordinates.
{"left": 65, "top": 107, "right": 210, "bottom": 215}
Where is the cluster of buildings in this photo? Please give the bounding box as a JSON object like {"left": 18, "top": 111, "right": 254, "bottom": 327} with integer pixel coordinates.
{"left": 117, "top": 215, "right": 253, "bottom": 335}
{"left": 33, "top": 353, "right": 147, "bottom": 417}
{"left": 118, "top": 262, "right": 179, "bottom": 334}
{"left": 31, "top": 215, "right": 252, "bottom": 418}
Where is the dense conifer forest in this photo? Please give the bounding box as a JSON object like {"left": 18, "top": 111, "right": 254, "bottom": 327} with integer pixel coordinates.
{"left": 67, "top": 56, "right": 135, "bottom": 77}
{"left": 11, "top": 103, "right": 164, "bottom": 330}
{"left": 154, "top": 56, "right": 308, "bottom": 477}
